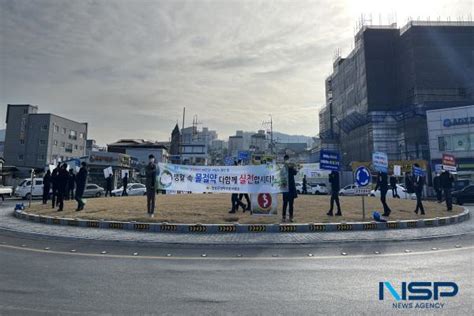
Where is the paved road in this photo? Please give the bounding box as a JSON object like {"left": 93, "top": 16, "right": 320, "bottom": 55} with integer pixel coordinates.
{"left": 0, "top": 201, "right": 472, "bottom": 315}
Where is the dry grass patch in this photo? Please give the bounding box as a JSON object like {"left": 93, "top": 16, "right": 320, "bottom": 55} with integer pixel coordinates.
{"left": 28, "top": 194, "right": 464, "bottom": 224}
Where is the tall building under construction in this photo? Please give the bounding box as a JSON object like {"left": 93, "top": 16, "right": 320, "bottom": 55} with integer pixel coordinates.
{"left": 319, "top": 21, "right": 474, "bottom": 169}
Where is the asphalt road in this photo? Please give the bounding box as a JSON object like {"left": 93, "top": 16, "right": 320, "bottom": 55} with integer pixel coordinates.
{"left": 0, "top": 201, "right": 472, "bottom": 315}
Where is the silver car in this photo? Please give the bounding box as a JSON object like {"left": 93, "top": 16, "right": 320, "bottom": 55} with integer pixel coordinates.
{"left": 83, "top": 184, "right": 105, "bottom": 198}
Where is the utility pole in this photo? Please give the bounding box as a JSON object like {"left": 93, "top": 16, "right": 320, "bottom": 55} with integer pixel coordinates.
{"left": 262, "top": 114, "right": 274, "bottom": 154}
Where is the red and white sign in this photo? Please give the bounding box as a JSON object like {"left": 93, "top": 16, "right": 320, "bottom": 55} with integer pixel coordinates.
{"left": 251, "top": 193, "right": 278, "bottom": 215}
{"left": 442, "top": 153, "right": 457, "bottom": 172}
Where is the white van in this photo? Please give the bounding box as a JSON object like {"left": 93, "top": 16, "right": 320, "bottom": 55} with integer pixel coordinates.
{"left": 14, "top": 178, "right": 45, "bottom": 199}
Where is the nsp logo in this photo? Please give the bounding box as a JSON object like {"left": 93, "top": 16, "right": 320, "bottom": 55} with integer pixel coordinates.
{"left": 379, "top": 282, "right": 458, "bottom": 301}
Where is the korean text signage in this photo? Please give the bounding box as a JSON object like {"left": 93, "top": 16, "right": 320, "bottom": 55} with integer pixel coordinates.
{"left": 379, "top": 281, "right": 458, "bottom": 310}
{"left": 319, "top": 150, "right": 340, "bottom": 171}
{"left": 372, "top": 152, "right": 388, "bottom": 173}
{"left": 157, "top": 163, "right": 287, "bottom": 194}
{"left": 443, "top": 117, "right": 474, "bottom": 127}
{"left": 442, "top": 153, "right": 457, "bottom": 172}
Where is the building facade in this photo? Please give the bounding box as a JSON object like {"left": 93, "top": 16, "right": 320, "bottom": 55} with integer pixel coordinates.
{"left": 426, "top": 105, "right": 474, "bottom": 180}
{"left": 4, "top": 104, "right": 87, "bottom": 171}
{"left": 319, "top": 21, "right": 474, "bottom": 169}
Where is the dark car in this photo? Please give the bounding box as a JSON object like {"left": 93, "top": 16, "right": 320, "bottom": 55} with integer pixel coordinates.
{"left": 453, "top": 179, "right": 470, "bottom": 191}
{"left": 452, "top": 185, "right": 474, "bottom": 205}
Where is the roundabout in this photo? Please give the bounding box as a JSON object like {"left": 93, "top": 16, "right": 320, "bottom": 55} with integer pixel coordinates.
{"left": 12, "top": 194, "right": 469, "bottom": 234}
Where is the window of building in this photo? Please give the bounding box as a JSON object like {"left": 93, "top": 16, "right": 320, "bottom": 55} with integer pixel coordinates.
{"left": 79, "top": 146, "right": 84, "bottom": 150}
{"left": 74, "top": 144, "right": 78, "bottom": 150}
{"left": 54, "top": 140, "right": 58, "bottom": 146}
{"left": 438, "top": 136, "right": 452, "bottom": 151}
{"left": 62, "top": 128, "right": 67, "bottom": 134}
{"left": 61, "top": 142, "right": 65, "bottom": 148}
{"left": 19, "top": 139, "right": 25, "bottom": 145}
{"left": 23, "top": 109, "right": 28, "bottom": 114}
{"left": 38, "top": 154, "right": 45, "bottom": 160}
{"left": 65, "top": 143, "right": 73, "bottom": 153}
{"left": 54, "top": 124, "right": 59, "bottom": 133}
{"left": 18, "top": 154, "right": 24, "bottom": 161}
{"left": 69, "top": 130, "right": 77, "bottom": 140}
{"left": 39, "top": 139, "right": 47, "bottom": 145}
{"left": 79, "top": 132, "right": 84, "bottom": 139}
{"left": 41, "top": 124, "right": 48, "bottom": 130}
{"left": 452, "top": 134, "right": 469, "bottom": 151}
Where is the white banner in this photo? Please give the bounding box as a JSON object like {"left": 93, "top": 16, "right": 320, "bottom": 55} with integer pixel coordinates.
{"left": 157, "top": 163, "right": 288, "bottom": 194}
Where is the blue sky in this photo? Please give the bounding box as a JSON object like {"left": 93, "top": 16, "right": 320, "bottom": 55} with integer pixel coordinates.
{"left": 0, "top": 0, "right": 471, "bottom": 144}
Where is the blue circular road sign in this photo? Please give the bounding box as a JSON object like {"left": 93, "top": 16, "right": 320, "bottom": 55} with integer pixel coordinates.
{"left": 355, "top": 166, "right": 371, "bottom": 187}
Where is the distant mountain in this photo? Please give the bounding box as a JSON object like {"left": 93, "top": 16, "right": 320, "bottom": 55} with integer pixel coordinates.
{"left": 272, "top": 132, "right": 314, "bottom": 147}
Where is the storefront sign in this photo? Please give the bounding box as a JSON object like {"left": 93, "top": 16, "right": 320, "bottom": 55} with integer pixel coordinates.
{"left": 442, "top": 153, "right": 457, "bottom": 172}
{"left": 443, "top": 117, "right": 474, "bottom": 127}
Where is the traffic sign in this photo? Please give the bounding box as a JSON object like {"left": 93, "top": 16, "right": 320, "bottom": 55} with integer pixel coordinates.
{"left": 354, "top": 166, "right": 371, "bottom": 187}
{"left": 224, "top": 156, "right": 234, "bottom": 166}
{"left": 354, "top": 187, "right": 372, "bottom": 196}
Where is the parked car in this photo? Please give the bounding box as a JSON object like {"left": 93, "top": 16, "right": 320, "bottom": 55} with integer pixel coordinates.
{"left": 452, "top": 185, "right": 474, "bottom": 205}
{"left": 370, "top": 184, "right": 416, "bottom": 200}
{"left": 14, "top": 178, "right": 44, "bottom": 200}
{"left": 453, "top": 179, "right": 471, "bottom": 191}
{"left": 339, "top": 184, "right": 357, "bottom": 196}
{"left": 0, "top": 185, "right": 13, "bottom": 200}
{"left": 309, "top": 183, "right": 328, "bottom": 195}
{"left": 111, "top": 183, "right": 147, "bottom": 196}
{"left": 83, "top": 184, "right": 105, "bottom": 198}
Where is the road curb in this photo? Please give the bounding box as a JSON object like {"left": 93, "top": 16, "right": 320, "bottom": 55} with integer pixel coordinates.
{"left": 12, "top": 207, "right": 470, "bottom": 234}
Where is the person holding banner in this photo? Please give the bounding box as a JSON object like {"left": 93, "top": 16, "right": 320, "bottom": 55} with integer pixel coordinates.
{"left": 374, "top": 171, "right": 391, "bottom": 217}
{"left": 237, "top": 160, "right": 251, "bottom": 211}
{"left": 145, "top": 154, "right": 157, "bottom": 217}
{"left": 229, "top": 161, "right": 247, "bottom": 213}
{"left": 327, "top": 170, "right": 342, "bottom": 216}
{"left": 282, "top": 155, "right": 298, "bottom": 222}
{"left": 105, "top": 174, "right": 113, "bottom": 197}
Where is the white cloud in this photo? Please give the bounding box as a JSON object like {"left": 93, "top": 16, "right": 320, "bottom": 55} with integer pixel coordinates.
{"left": 0, "top": 0, "right": 470, "bottom": 144}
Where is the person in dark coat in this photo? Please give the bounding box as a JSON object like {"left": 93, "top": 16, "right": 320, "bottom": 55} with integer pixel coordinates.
{"left": 389, "top": 175, "right": 400, "bottom": 198}
{"left": 302, "top": 175, "right": 308, "bottom": 194}
{"left": 75, "top": 162, "right": 88, "bottom": 211}
{"left": 433, "top": 174, "right": 442, "bottom": 203}
{"left": 105, "top": 174, "right": 113, "bottom": 197}
{"left": 282, "top": 155, "right": 298, "bottom": 222}
{"left": 413, "top": 168, "right": 425, "bottom": 215}
{"left": 122, "top": 173, "right": 129, "bottom": 196}
{"left": 42, "top": 170, "right": 51, "bottom": 204}
{"left": 374, "top": 171, "right": 391, "bottom": 217}
{"left": 51, "top": 163, "right": 61, "bottom": 208}
{"left": 67, "top": 169, "right": 75, "bottom": 200}
{"left": 404, "top": 172, "right": 414, "bottom": 194}
{"left": 145, "top": 154, "right": 157, "bottom": 217}
{"left": 440, "top": 170, "right": 454, "bottom": 211}
{"left": 56, "top": 164, "right": 69, "bottom": 212}
{"left": 327, "top": 170, "right": 341, "bottom": 216}
{"left": 229, "top": 161, "right": 246, "bottom": 213}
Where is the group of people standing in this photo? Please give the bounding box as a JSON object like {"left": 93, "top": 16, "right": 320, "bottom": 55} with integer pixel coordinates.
{"left": 42, "top": 162, "right": 88, "bottom": 212}
{"left": 433, "top": 170, "right": 455, "bottom": 211}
